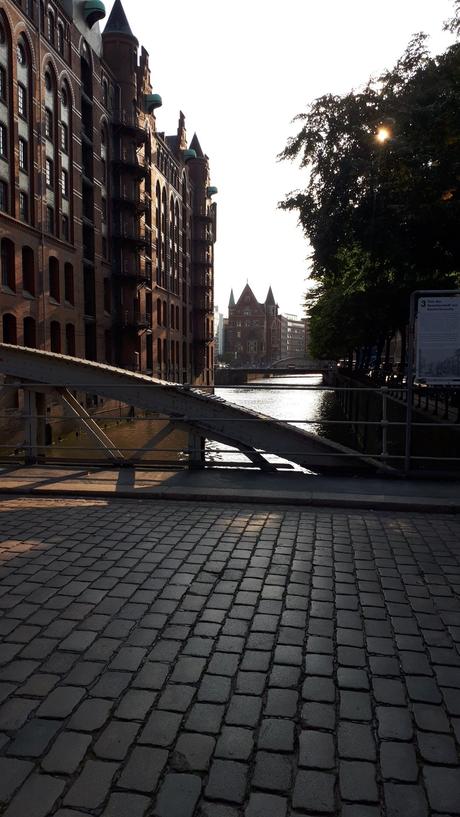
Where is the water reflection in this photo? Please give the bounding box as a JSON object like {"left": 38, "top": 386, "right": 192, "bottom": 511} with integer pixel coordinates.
{"left": 209, "top": 374, "right": 353, "bottom": 469}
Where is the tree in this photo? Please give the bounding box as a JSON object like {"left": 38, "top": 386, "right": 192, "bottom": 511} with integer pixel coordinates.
{"left": 281, "top": 16, "right": 460, "bottom": 366}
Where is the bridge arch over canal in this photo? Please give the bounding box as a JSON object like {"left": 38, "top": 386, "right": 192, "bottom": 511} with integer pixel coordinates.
{"left": 0, "top": 344, "right": 386, "bottom": 474}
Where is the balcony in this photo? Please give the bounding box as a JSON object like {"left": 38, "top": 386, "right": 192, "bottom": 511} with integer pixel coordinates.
{"left": 112, "top": 111, "right": 147, "bottom": 143}
{"left": 114, "top": 229, "right": 151, "bottom": 248}
{"left": 113, "top": 266, "right": 151, "bottom": 285}
{"left": 193, "top": 257, "right": 213, "bottom": 267}
{"left": 114, "top": 193, "right": 148, "bottom": 213}
{"left": 112, "top": 152, "right": 148, "bottom": 178}
{"left": 119, "top": 310, "right": 151, "bottom": 330}
{"left": 193, "top": 234, "right": 214, "bottom": 245}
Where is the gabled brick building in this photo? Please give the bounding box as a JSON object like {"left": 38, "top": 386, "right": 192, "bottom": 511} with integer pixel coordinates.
{"left": 223, "top": 283, "right": 281, "bottom": 365}
{"left": 0, "top": 0, "right": 216, "bottom": 385}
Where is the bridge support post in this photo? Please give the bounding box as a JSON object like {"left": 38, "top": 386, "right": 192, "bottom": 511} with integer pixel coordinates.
{"left": 188, "top": 430, "right": 205, "bottom": 470}
{"left": 23, "top": 389, "right": 46, "bottom": 464}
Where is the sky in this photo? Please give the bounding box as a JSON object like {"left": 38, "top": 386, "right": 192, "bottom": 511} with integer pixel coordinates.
{"left": 105, "top": 0, "right": 455, "bottom": 317}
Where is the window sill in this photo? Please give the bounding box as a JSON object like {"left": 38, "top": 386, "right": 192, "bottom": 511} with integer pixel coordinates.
{"left": 1, "top": 286, "right": 16, "bottom": 296}
{"left": 22, "top": 290, "right": 35, "bottom": 300}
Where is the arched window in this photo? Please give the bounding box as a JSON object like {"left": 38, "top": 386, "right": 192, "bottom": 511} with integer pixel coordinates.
{"left": 163, "top": 338, "right": 167, "bottom": 371}
{"left": 23, "top": 316, "right": 36, "bottom": 348}
{"left": 50, "top": 320, "right": 61, "bottom": 353}
{"left": 161, "top": 188, "right": 167, "bottom": 233}
{"left": 102, "top": 79, "right": 108, "bottom": 108}
{"left": 47, "top": 10, "right": 55, "bottom": 45}
{"left": 49, "top": 256, "right": 59, "bottom": 301}
{"left": 65, "top": 323, "right": 75, "bottom": 356}
{"left": 176, "top": 305, "right": 180, "bottom": 330}
{"left": 40, "top": 1, "right": 45, "bottom": 32}
{"left": 80, "top": 43, "right": 92, "bottom": 99}
{"left": 171, "top": 304, "right": 175, "bottom": 329}
{"left": 1, "top": 238, "right": 15, "bottom": 290}
{"left": 2, "top": 313, "right": 17, "bottom": 344}
{"left": 22, "top": 246, "right": 35, "bottom": 294}
{"left": 162, "top": 301, "right": 167, "bottom": 327}
{"left": 182, "top": 173, "right": 187, "bottom": 202}
{"left": 64, "top": 262, "right": 74, "bottom": 304}
{"left": 156, "top": 298, "right": 161, "bottom": 325}
{"left": 57, "top": 23, "right": 65, "bottom": 56}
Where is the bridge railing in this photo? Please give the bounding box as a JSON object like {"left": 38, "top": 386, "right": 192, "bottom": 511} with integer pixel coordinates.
{"left": 0, "top": 378, "right": 459, "bottom": 477}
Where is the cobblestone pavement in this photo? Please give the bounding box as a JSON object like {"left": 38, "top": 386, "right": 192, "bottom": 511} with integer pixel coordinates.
{"left": 0, "top": 497, "right": 460, "bottom": 817}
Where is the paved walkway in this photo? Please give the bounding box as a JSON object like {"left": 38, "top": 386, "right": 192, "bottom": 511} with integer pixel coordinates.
{"left": 0, "top": 465, "right": 459, "bottom": 513}
{"left": 0, "top": 496, "right": 460, "bottom": 816}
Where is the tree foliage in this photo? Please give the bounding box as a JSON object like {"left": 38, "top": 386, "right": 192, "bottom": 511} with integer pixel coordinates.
{"left": 281, "top": 10, "right": 460, "bottom": 364}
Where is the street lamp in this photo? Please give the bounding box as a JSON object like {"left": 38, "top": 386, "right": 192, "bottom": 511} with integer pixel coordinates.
{"left": 376, "top": 126, "right": 392, "bottom": 144}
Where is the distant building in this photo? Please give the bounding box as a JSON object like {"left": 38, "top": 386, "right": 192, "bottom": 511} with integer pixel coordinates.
{"left": 213, "top": 304, "right": 224, "bottom": 357}
{"left": 280, "top": 314, "right": 308, "bottom": 359}
{"left": 223, "top": 284, "right": 281, "bottom": 365}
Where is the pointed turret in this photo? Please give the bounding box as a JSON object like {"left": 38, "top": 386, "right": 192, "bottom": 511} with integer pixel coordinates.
{"left": 103, "top": 0, "right": 136, "bottom": 40}
{"left": 190, "top": 133, "right": 204, "bottom": 158}
{"left": 229, "top": 289, "right": 235, "bottom": 308}
{"left": 265, "top": 286, "right": 276, "bottom": 305}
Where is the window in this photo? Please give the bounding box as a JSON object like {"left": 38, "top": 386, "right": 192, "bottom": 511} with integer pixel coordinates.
{"left": 0, "top": 22, "right": 5, "bottom": 44}
{"left": 1, "top": 238, "right": 15, "bottom": 290}
{"left": 57, "top": 23, "right": 65, "bottom": 56}
{"left": 0, "top": 123, "right": 7, "bottom": 158}
{"left": 45, "top": 108, "right": 53, "bottom": 139}
{"left": 102, "top": 237, "right": 107, "bottom": 258}
{"left": 19, "top": 138, "right": 27, "bottom": 171}
{"left": 0, "top": 66, "right": 6, "bottom": 102}
{"left": 49, "top": 257, "right": 59, "bottom": 300}
{"left": 101, "top": 196, "right": 106, "bottom": 222}
{"left": 2, "top": 313, "right": 17, "bottom": 345}
{"left": 18, "top": 84, "right": 26, "bottom": 119}
{"left": 61, "top": 168, "right": 68, "bottom": 198}
{"left": 46, "top": 158, "right": 53, "bottom": 188}
{"left": 23, "top": 317, "right": 36, "bottom": 348}
{"left": 102, "top": 79, "right": 108, "bottom": 107}
{"left": 60, "top": 122, "right": 68, "bottom": 152}
{"left": 66, "top": 323, "right": 75, "bottom": 356}
{"left": 47, "top": 11, "right": 55, "bottom": 45}
{"left": 19, "top": 192, "right": 28, "bottom": 221}
{"left": 44, "top": 71, "right": 52, "bottom": 92}
{"left": 0, "top": 180, "right": 7, "bottom": 212}
{"left": 62, "top": 215, "right": 69, "bottom": 241}
{"left": 46, "top": 205, "right": 54, "bottom": 234}
{"left": 101, "top": 158, "right": 106, "bottom": 184}
{"left": 61, "top": 85, "right": 68, "bottom": 107}
{"left": 64, "top": 263, "right": 74, "bottom": 304}
{"left": 16, "top": 43, "right": 26, "bottom": 65}
{"left": 50, "top": 320, "right": 61, "bottom": 353}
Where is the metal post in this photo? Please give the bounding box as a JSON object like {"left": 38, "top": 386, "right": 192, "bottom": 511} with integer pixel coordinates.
{"left": 404, "top": 292, "right": 417, "bottom": 474}
{"left": 23, "top": 389, "right": 46, "bottom": 464}
{"left": 188, "top": 430, "right": 205, "bottom": 470}
{"left": 381, "top": 386, "right": 388, "bottom": 467}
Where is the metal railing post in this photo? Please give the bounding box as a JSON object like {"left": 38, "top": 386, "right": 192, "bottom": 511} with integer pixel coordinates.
{"left": 380, "top": 386, "right": 388, "bottom": 467}
{"left": 23, "top": 389, "right": 46, "bottom": 465}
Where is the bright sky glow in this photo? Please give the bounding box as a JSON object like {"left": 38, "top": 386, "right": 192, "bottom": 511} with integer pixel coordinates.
{"left": 105, "top": 0, "right": 454, "bottom": 317}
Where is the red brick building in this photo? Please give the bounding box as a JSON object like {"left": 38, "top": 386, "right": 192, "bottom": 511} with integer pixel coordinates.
{"left": 0, "top": 0, "right": 216, "bottom": 385}
{"left": 223, "top": 283, "right": 281, "bottom": 365}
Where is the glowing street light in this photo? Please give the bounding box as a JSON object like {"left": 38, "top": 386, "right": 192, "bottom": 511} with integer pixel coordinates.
{"left": 376, "top": 126, "right": 392, "bottom": 144}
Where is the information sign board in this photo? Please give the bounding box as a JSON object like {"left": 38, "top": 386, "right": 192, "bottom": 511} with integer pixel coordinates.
{"left": 416, "top": 296, "right": 460, "bottom": 384}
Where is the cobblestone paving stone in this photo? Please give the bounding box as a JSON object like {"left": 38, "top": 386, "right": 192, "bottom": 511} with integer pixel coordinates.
{"left": 0, "top": 497, "right": 459, "bottom": 815}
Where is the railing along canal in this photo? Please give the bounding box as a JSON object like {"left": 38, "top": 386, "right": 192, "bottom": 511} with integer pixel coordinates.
{"left": 0, "top": 378, "right": 459, "bottom": 476}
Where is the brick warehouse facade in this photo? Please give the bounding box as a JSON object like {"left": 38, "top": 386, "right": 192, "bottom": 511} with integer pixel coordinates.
{"left": 223, "top": 283, "right": 281, "bottom": 366}
{"left": 0, "top": 0, "right": 216, "bottom": 386}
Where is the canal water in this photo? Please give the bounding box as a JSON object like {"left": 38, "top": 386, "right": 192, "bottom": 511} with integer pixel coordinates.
{"left": 210, "top": 374, "right": 353, "bottom": 470}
